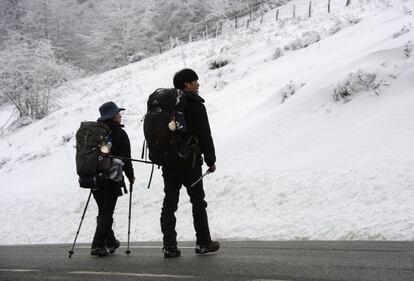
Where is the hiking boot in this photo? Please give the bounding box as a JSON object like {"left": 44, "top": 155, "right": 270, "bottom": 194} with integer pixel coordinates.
{"left": 106, "top": 239, "right": 120, "bottom": 254}
{"left": 91, "top": 247, "right": 109, "bottom": 257}
{"left": 163, "top": 246, "right": 181, "bottom": 258}
{"left": 195, "top": 240, "right": 220, "bottom": 254}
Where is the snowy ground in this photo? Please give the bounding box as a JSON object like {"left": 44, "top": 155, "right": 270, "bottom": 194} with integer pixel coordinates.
{"left": 0, "top": 0, "right": 414, "bottom": 245}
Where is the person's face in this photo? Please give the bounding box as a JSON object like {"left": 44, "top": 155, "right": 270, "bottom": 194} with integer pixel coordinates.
{"left": 184, "top": 80, "right": 199, "bottom": 94}
{"left": 112, "top": 111, "right": 122, "bottom": 124}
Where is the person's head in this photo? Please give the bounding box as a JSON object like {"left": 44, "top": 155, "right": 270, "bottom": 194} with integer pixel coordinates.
{"left": 97, "top": 101, "right": 125, "bottom": 124}
{"left": 173, "top": 68, "right": 199, "bottom": 93}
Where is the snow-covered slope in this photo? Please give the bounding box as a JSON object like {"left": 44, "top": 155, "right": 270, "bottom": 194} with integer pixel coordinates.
{"left": 1, "top": 0, "right": 413, "bottom": 245}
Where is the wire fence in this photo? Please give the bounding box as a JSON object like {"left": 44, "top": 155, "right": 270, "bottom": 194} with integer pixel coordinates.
{"left": 154, "top": 0, "right": 270, "bottom": 52}
{"left": 152, "top": 0, "right": 356, "bottom": 53}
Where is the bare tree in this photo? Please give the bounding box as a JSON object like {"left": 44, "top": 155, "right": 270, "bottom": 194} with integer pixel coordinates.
{"left": 0, "top": 36, "right": 79, "bottom": 118}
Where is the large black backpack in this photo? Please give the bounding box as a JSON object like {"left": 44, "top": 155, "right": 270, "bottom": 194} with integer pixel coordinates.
{"left": 143, "top": 88, "right": 199, "bottom": 166}
{"left": 75, "top": 121, "right": 112, "bottom": 188}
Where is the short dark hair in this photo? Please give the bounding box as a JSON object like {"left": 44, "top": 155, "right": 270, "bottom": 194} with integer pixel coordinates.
{"left": 173, "top": 68, "right": 199, "bottom": 90}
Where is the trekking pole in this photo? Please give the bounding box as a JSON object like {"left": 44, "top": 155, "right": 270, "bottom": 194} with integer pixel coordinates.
{"left": 109, "top": 155, "right": 153, "bottom": 164}
{"left": 147, "top": 164, "right": 155, "bottom": 189}
{"left": 190, "top": 171, "right": 211, "bottom": 188}
{"left": 125, "top": 183, "right": 133, "bottom": 256}
{"left": 68, "top": 190, "right": 92, "bottom": 258}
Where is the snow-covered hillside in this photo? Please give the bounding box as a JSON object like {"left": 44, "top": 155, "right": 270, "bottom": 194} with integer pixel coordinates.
{"left": 1, "top": 0, "right": 413, "bottom": 245}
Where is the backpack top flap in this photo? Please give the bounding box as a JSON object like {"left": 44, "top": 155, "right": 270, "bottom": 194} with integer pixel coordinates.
{"left": 146, "top": 88, "right": 184, "bottom": 112}
{"left": 75, "top": 121, "right": 111, "bottom": 177}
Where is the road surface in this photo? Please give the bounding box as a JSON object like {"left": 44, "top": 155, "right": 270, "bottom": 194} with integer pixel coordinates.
{"left": 0, "top": 241, "right": 413, "bottom": 281}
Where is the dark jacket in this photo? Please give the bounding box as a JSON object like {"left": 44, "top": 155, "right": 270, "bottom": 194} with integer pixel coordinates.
{"left": 183, "top": 91, "right": 216, "bottom": 167}
{"left": 96, "top": 120, "right": 134, "bottom": 196}
{"left": 104, "top": 120, "right": 134, "bottom": 180}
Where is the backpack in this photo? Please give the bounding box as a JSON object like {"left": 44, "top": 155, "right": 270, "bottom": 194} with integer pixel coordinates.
{"left": 143, "top": 88, "right": 199, "bottom": 166}
{"left": 75, "top": 121, "right": 112, "bottom": 188}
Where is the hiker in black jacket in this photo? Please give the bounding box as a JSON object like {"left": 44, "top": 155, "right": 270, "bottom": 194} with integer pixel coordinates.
{"left": 161, "top": 68, "right": 220, "bottom": 258}
{"left": 91, "top": 101, "right": 135, "bottom": 257}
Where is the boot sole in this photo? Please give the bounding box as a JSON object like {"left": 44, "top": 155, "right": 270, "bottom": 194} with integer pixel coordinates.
{"left": 195, "top": 245, "right": 220, "bottom": 254}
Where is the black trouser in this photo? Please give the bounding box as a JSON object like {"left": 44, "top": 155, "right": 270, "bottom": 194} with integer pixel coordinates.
{"left": 91, "top": 191, "right": 118, "bottom": 248}
{"left": 161, "top": 164, "right": 211, "bottom": 247}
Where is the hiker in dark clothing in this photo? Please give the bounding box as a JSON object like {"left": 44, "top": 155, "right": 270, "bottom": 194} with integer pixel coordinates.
{"left": 161, "top": 68, "right": 220, "bottom": 258}
{"left": 91, "top": 101, "right": 135, "bottom": 257}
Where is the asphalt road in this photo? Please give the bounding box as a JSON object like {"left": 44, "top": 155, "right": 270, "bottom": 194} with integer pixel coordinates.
{"left": 0, "top": 241, "right": 413, "bottom": 281}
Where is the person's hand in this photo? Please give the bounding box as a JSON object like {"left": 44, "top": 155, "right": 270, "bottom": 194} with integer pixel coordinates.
{"left": 207, "top": 165, "right": 216, "bottom": 173}
{"left": 128, "top": 176, "right": 135, "bottom": 185}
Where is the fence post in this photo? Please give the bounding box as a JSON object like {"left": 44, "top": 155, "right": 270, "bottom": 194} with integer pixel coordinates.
{"left": 247, "top": 19, "right": 250, "bottom": 29}
{"left": 328, "top": 0, "right": 331, "bottom": 13}
{"left": 159, "top": 44, "right": 162, "bottom": 54}
{"left": 260, "top": 14, "right": 264, "bottom": 24}
{"left": 235, "top": 16, "right": 238, "bottom": 29}
{"left": 346, "top": 0, "right": 351, "bottom": 6}
{"left": 308, "top": 1, "right": 312, "bottom": 17}
{"left": 276, "top": 9, "right": 279, "bottom": 21}
{"left": 169, "top": 36, "right": 174, "bottom": 49}
{"left": 205, "top": 25, "right": 208, "bottom": 38}
{"left": 292, "top": 4, "right": 296, "bottom": 18}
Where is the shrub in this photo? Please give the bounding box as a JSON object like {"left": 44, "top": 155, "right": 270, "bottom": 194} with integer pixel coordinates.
{"left": 343, "top": 14, "right": 361, "bottom": 25}
{"left": 129, "top": 52, "right": 146, "bottom": 63}
{"left": 61, "top": 133, "right": 74, "bottom": 144}
{"left": 284, "top": 31, "right": 321, "bottom": 51}
{"left": 0, "top": 158, "right": 10, "bottom": 170}
{"left": 213, "top": 80, "right": 228, "bottom": 90}
{"left": 328, "top": 25, "right": 342, "bottom": 35}
{"left": 208, "top": 57, "right": 230, "bottom": 70}
{"left": 333, "top": 70, "right": 381, "bottom": 103}
{"left": 403, "top": 41, "right": 411, "bottom": 57}
{"left": 279, "top": 81, "right": 306, "bottom": 103}
{"left": 272, "top": 48, "right": 283, "bottom": 60}
{"left": 392, "top": 26, "right": 410, "bottom": 39}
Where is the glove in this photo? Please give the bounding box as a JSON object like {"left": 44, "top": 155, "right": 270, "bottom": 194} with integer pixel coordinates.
{"left": 128, "top": 176, "right": 135, "bottom": 185}
{"left": 207, "top": 165, "right": 216, "bottom": 173}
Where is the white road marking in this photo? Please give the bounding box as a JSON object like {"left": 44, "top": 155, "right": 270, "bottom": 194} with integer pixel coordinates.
{"left": 0, "top": 269, "right": 40, "bottom": 272}
{"left": 252, "top": 279, "right": 292, "bottom": 281}
{"left": 69, "top": 271, "right": 195, "bottom": 279}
